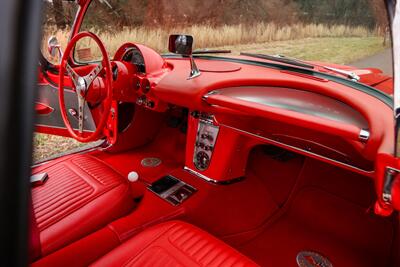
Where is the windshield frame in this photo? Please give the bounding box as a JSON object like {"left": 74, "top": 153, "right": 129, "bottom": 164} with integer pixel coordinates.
{"left": 70, "top": 0, "right": 394, "bottom": 108}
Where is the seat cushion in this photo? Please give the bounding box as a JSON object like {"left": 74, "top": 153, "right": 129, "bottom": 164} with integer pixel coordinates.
{"left": 31, "top": 154, "right": 132, "bottom": 256}
{"left": 91, "top": 220, "right": 258, "bottom": 267}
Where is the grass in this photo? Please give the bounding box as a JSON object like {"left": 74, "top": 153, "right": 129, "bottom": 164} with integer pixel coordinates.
{"left": 218, "top": 36, "right": 387, "bottom": 65}
{"left": 42, "top": 22, "right": 379, "bottom": 61}
{"left": 35, "top": 23, "right": 388, "bottom": 163}
{"left": 33, "top": 134, "right": 84, "bottom": 163}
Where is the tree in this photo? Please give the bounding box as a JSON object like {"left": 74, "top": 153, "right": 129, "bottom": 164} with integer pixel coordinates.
{"left": 52, "top": 0, "right": 66, "bottom": 29}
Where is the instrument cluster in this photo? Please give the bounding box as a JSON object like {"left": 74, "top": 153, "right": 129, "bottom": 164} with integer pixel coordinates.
{"left": 122, "top": 47, "right": 146, "bottom": 73}
{"left": 118, "top": 45, "right": 167, "bottom": 111}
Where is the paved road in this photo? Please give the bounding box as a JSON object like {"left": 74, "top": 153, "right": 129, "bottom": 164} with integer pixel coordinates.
{"left": 352, "top": 48, "right": 393, "bottom": 76}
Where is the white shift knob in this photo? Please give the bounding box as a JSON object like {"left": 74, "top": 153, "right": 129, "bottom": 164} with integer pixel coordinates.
{"left": 128, "top": 171, "right": 139, "bottom": 182}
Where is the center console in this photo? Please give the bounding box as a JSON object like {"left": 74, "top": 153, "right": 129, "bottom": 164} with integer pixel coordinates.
{"left": 148, "top": 175, "right": 196, "bottom": 205}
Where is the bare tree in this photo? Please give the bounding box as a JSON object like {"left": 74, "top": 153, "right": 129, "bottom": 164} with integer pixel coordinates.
{"left": 52, "top": 0, "right": 66, "bottom": 29}
{"left": 369, "top": 0, "right": 390, "bottom": 45}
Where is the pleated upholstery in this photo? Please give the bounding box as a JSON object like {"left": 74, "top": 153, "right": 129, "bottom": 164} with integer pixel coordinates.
{"left": 31, "top": 154, "right": 132, "bottom": 255}
{"left": 91, "top": 221, "right": 259, "bottom": 267}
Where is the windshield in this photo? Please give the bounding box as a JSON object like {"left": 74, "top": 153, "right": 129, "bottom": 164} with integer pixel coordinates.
{"left": 76, "top": 0, "right": 392, "bottom": 76}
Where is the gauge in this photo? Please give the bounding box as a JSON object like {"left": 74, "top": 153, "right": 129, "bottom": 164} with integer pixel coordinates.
{"left": 122, "top": 47, "right": 146, "bottom": 73}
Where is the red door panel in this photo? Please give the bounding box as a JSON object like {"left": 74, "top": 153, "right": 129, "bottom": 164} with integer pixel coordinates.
{"left": 35, "top": 66, "right": 96, "bottom": 137}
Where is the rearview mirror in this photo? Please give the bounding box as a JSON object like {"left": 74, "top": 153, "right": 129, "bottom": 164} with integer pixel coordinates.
{"left": 47, "top": 36, "right": 63, "bottom": 62}
{"left": 168, "top": 35, "right": 193, "bottom": 56}
{"left": 168, "top": 34, "right": 200, "bottom": 79}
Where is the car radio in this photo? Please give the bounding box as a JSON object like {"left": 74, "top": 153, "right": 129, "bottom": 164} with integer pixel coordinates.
{"left": 193, "top": 117, "right": 219, "bottom": 171}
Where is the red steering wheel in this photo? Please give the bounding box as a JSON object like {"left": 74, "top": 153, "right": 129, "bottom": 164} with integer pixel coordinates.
{"left": 58, "top": 31, "right": 113, "bottom": 142}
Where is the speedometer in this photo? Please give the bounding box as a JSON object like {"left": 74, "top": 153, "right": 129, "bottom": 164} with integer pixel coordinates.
{"left": 122, "top": 47, "right": 146, "bottom": 73}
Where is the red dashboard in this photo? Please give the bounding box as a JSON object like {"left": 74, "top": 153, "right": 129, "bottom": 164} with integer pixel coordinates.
{"left": 38, "top": 41, "right": 395, "bottom": 209}
{"left": 108, "top": 43, "right": 392, "bottom": 180}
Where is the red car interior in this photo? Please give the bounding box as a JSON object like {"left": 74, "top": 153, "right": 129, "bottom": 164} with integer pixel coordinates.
{"left": 30, "top": 1, "right": 400, "bottom": 266}
{"left": 90, "top": 220, "right": 258, "bottom": 266}
{"left": 31, "top": 154, "right": 132, "bottom": 256}
{"left": 31, "top": 123, "right": 399, "bottom": 266}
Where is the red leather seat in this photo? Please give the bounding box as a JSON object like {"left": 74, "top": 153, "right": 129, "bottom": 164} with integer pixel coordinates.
{"left": 31, "top": 154, "right": 132, "bottom": 257}
{"left": 91, "top": 220, "right": 258, "bottom": 267}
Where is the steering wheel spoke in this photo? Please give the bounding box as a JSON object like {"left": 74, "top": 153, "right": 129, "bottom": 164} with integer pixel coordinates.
{"left": 66, "top": 63, "right": 81, "bottom": 89}
{"left": 77, "top": 95, "right": 86, "bottom": 134}
{"left": 84, "top": 62, "right": 103, "bottom": 88}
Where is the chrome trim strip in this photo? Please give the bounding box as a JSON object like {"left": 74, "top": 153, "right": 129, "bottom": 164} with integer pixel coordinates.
{"left": 359, "top": 129, "right": 370, "bottom": 142}
{"left": 184, "top": 166, "right": 218, "bottom": 183}
{"left": 183, "top": 166, "right": 244, "bottom": 185}
{"left": 383, "top": 167, "right": 400, "bottom": 204}
{"left": 70, "top": 4, "right": 81, "bottom": 42}
{"left": 219, "top": 123, "right": 374, "bottom": 176}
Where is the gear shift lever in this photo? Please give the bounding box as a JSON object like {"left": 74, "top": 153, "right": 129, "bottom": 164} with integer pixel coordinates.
{"left": 128, "top": 171, "right": 139, "bottom": 182}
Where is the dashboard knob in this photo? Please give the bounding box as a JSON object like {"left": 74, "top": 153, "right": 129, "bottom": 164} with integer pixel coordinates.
{"left": 195, "top": 151, "right": 210, "bottom": 170}
{"left": 135, "top": 80, "right": 141, "bottom": 90}
{"left": 146, "top": 101, "right": 155, "bottom": 108}
{"left": 136, "top": 95, "right": 146, "bottom": 105}
{"left": 201, "top": 133, "right": 213, "bottom": 142}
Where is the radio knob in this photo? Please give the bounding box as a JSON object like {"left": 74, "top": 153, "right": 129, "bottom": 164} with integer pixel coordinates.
{"left": 204, "top": 145, "right": 213, "bottom": 151}
{"left": 195, "top": 151, "right": 210, "bottom": 170}
{"left": 201, "top": 133, "right": 213, "bottom": 142}
{"left": 136, "top": 95, "right": 146, "bottom": 105}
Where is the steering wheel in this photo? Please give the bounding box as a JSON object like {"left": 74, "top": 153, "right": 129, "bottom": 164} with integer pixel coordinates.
{"left": 59, "top": 31, "right": 113, "bottom": 142}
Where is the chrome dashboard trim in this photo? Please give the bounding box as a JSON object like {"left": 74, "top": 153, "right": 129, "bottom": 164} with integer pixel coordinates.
{"left": 204, "top": 87, "right": 369, "bottom": 129}
{"left": 218, "top": 123, "right": 374, "bottom": 176}
{"left": 184, "top": 166, "right": 218, "bottom": 183}
{"left": 183, "top": 166, "right": 244, "bottom": 185}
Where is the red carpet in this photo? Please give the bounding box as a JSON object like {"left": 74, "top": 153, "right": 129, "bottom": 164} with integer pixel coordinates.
{"left": 239, "top": 186, "right": 394, "bottom": 267}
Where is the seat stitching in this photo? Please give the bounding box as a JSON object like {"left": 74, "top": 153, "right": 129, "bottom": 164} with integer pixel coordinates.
{"left": 43, "top": 184, "right": 132, "bottom": 253}
{"left": 119, "top": 222, "right": 180, "bottom": 267}
{"left": 33, "top": 180, "right": 91, "bottom": 213}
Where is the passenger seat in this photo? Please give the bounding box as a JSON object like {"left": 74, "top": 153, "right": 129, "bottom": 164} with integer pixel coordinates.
{"left": 91, "top": 220, "right": 258, "bottom": 267}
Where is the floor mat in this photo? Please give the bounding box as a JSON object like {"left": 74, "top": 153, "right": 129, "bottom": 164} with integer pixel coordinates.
{"left": 239, "top": 187, "right": 394, "bottom": 267}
